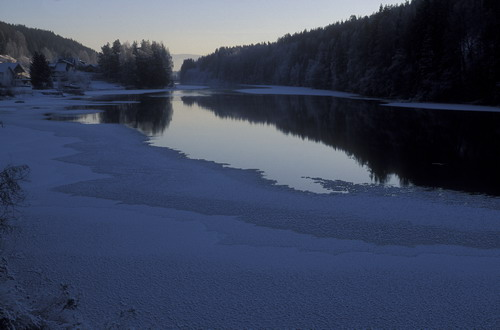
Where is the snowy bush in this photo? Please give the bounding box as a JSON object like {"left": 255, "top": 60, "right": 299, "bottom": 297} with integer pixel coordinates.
{"left": 0, "top": 165, "right": 29, "bottom": 225}
{"left": 0, "top": 265, "right": 85, "bottom": 329}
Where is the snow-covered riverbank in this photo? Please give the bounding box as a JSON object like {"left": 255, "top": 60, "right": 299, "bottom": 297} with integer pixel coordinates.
{"left": 238, "top": 85, "right": 500, "bottom": 112}
{"left": 1, "top": 85, "right": 499, "bottom": 328}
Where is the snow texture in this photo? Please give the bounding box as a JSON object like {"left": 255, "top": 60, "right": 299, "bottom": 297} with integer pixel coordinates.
{"left": 0, "top": 84, "right": 499, "bottom": 328}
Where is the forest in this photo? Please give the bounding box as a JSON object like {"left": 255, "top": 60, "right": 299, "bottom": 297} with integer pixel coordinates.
{"left": 0, "top": 21, "right": 97, "bottom": 66}
{"left": 180, "top": 0, "right": 500, "bottom": 104}
{"left": 98, "top": 40, "right": 173, "bottom": 89}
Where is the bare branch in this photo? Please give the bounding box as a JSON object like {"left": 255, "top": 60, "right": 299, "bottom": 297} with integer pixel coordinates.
{"left": 0, "top": 165, "right": 30, "bottom": 223}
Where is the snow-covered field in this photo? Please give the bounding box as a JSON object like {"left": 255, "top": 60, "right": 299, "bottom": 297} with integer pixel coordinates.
{"left": 1, "top": 84, "right": 499, "bottom": 328}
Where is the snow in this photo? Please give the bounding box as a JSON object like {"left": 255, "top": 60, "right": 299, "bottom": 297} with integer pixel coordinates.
{"left": 84, "top": 78, "right": 207, "bottom": 96}
{"left": 238, "top": 85, "right": 500, "bottom": 113}
{"left": 237, "top": 85, "right": 358, "bottom": 98}
{"left": 1, "top": 85, "right": 499, "bottom": 328}
{"left": 384, "top": 101, "right": 500, "bottom": 112}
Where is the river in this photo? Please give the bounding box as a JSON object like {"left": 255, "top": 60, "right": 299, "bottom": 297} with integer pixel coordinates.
{"left": 51, "top": 87, "right": 500, "bottom": 196}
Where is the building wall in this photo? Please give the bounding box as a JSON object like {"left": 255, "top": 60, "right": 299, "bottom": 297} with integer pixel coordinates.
{"left": 0, "top": 69, "right": 15, "bottom": 87}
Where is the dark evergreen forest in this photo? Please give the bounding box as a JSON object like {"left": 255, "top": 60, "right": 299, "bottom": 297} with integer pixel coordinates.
{"left": 98, "top": 40, "right": 173, "bottom": 89}
{"left": 181, "top": 0, "right": 500, "bottom": 104}
{"left": 0, "top": 21, "right": 97, "bottom": 65}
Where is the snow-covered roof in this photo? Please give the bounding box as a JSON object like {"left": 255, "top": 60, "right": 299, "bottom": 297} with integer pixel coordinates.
{"left": 0, "top": 54, "right": 17, "bottom": 63}
{"left": 54, "top": 62, "right": 71, "bottom": 72}
{"left": 0, "top": 62, "right": 26, "bottom": 74}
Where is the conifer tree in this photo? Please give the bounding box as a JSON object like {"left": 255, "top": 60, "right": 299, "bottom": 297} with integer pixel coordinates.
{"left": 98, "top": 40, "right": 172, "bottom": 88}
{"left": 29, "top": 52, "right": 52, "bottom": 89}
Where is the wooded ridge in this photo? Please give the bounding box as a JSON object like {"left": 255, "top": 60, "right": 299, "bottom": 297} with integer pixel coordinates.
{"left": 0, "top": 21, "right": 97, "bottom": 66}
{"left": 181, "top": 0, "right": 500, "bottom": 104}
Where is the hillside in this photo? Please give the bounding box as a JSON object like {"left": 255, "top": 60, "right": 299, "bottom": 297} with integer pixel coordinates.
{"left": 0, "top": 21, "right": 97, "bottom": 66}
{"left": 181, "top": 0, "right": 500, "bottom": 104}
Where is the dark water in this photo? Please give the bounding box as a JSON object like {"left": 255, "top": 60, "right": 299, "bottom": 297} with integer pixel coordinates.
{"left": 51, "top": 89, "right": 500, "bottom": 195}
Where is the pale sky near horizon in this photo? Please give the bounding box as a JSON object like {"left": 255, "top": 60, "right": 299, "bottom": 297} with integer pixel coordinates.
{"left": 1, "top": 0, "right": 407, "bottom": 55}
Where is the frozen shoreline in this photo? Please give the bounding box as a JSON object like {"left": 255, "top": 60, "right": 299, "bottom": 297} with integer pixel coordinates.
{"left": 237, "top": 85, "right": 500, "bottom": 112}
{"left": 1, "top": 84, "right": 499, "bottom": 328}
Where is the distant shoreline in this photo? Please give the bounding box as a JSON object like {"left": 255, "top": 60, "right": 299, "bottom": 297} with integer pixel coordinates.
{"left": 4, "top": 79, "right": 500, "bottom": 113}
{"left": 236, "top": 85, "right": 500, "bottom": 112}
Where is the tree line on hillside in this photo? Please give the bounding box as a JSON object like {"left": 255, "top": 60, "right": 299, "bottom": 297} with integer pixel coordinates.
{"left": 98, "top": 40, "right": 173, "bottom": 88}
{"left": 0, "top": 21, "right": 97, "bottom": 66}
{"left": 181, "top": 0, "right": 500, "bottom": 104}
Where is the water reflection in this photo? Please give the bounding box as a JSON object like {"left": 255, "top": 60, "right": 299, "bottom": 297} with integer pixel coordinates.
{"left": 183, "top": 93, "right": 500, "bottom": 195}
{"left": 52, "top": 90, "right": 500, "bottom": 195}
{"left": 62, "top": 94, "right": 173, "bottom": 136}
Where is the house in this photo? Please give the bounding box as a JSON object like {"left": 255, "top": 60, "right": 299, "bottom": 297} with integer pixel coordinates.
{"left": 11, "top": 63, "right": 30, "bottom": 86}
{"left": 0, "top": 62, "right": 30, "bottom": 87}
{"left": 51, "top": 59, "right": 76, "bottom": 80}
{"left": 0, "top": 63, "right": 16, "bottom": 87}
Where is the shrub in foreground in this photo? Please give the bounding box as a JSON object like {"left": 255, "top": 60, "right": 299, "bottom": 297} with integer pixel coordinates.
{"left": 0, "top": 165, "right": 29, "bottom": 224}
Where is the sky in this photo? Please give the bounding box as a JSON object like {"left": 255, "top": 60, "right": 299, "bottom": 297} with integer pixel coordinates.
{"left": 1, "top": 0, "right": 408, "bottom": 55}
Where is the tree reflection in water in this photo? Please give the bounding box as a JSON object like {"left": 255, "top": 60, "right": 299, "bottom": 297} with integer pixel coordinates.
{"left": 60, "top": 93, "right": 173, "bottom": 136}
{"left": 182, "top": 93, "right": 500, "bottom": 195}
{"left": 54, "top": 91, "right": 500, "bottom": 196}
